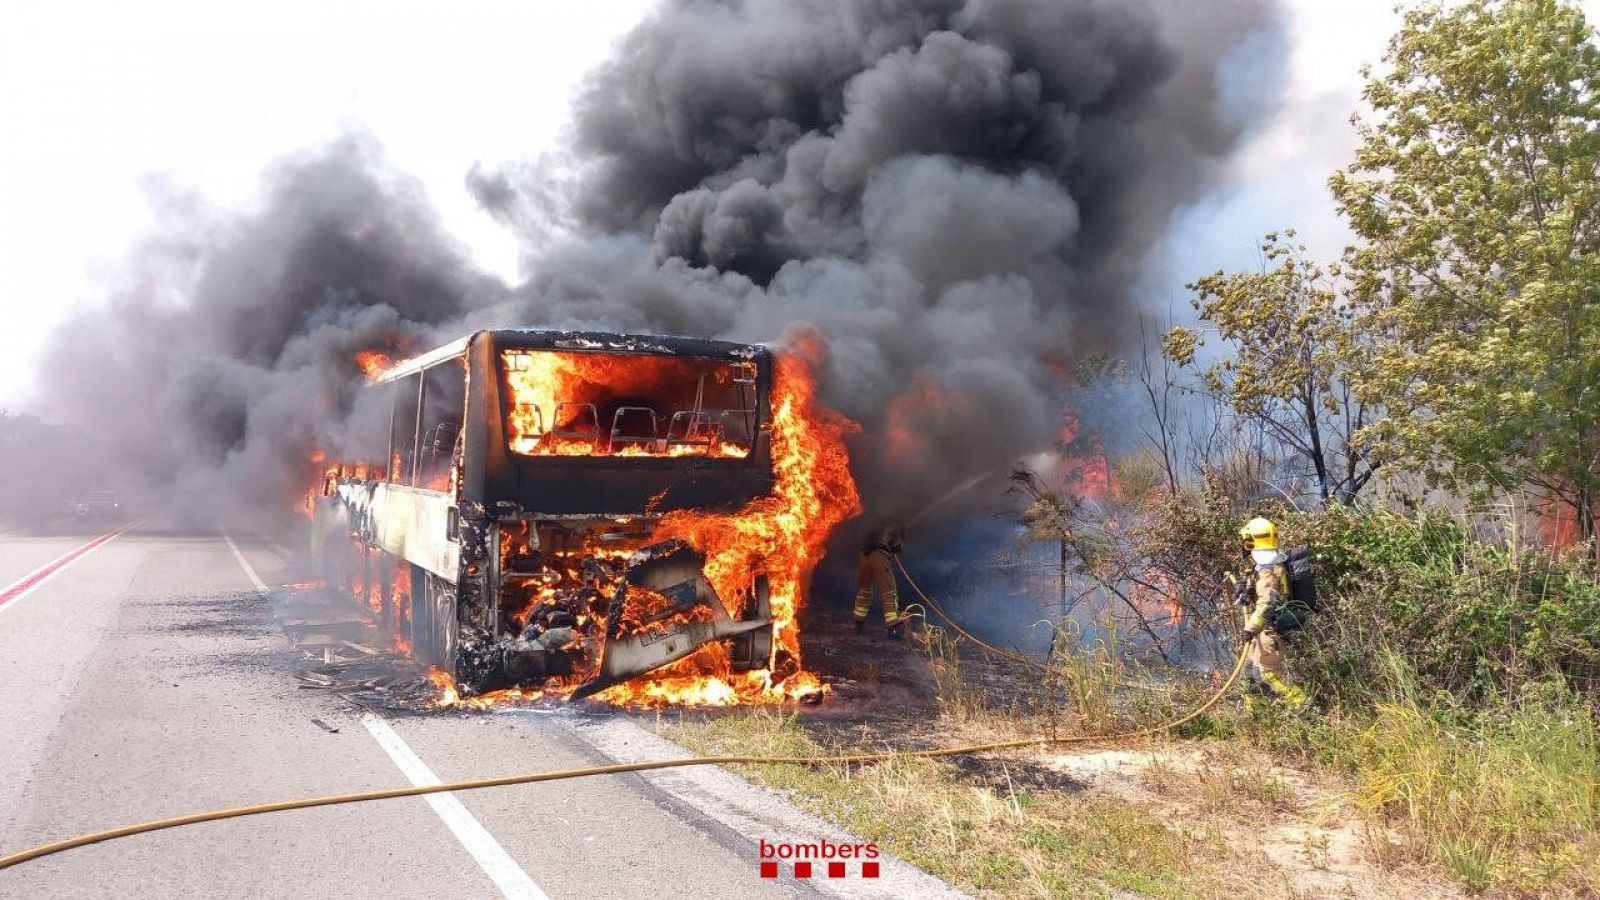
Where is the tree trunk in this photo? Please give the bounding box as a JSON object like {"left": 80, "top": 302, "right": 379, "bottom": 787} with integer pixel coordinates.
{"left": 1059, "top": 535, "right": 1069, "bottom": 621}
{"left": 1577, "top": 483, "right": 1597, "bottom": 545}
{"left": 1303, "top": 384, "right": 1331, "bottom": 503}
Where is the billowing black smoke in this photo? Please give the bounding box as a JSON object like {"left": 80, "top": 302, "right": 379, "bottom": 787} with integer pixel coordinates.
{"left": 37, "top": 137, "right": 502, "bottom": 527}
{"left": 35, "top": 0, "right": 1282, "bottom": 533}
{"left": 477, "top": 0, "right": 1283, "bottom": 524}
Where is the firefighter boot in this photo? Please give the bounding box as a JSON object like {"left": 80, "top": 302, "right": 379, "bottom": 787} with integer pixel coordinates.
{"left": 1242, "top": 678, "right": 1270, "bottom": 714}
{"left": 1260, "top": 671, "right": 1308, "bottom": 712}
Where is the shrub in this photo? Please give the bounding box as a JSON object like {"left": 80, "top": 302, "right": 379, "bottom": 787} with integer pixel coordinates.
{"left": 1283, "top": 506, "right": 1600, "bottom": 706}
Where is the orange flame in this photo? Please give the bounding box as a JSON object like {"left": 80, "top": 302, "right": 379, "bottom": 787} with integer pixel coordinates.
{"left": 429, "top": 667, "right": 545, "bottom": 709}
{"left": 428, "top": 348, "right": 859, "bottom": 709}
{"left": 356, "top": 350, "right": 394, "bottom": 382}
{"left": 618, "top": 350, "right": 860, "bottom": 705}
{"left": 500, "top": 349, "right": 753, "bottom": 459}
{"left": 1127, "top": 569, "right": 1184, "bottom": 627}
{"left": 386, "top": 563, "right": 414, "bottom": 656}
{"left": 1059, "top": 407, "right": 1111, "bottom": 502}
{"left": 1538, "top": 492, "right": 1599, "bottom": 549}
{"left": 883, "top": 379, "right": 946, "bottom": 471}
{"left": 300, "top": 449, "right": 329, "bottom": 518}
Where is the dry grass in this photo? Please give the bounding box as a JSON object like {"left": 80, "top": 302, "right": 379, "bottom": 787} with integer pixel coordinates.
{"left": 923, "top": 624, "right": 993, "bottom": 725}
{"left": 658, "top": 709, "right": 1269, "bottom": 900}
{"left": 656, "top": 612, "right": 1600, "bottom": 897}
{"left": 652, "top": 646, "right": 1488, "bottom": 898}
{"left": 1139, "top": 745, "right": 1302, "bottom": 819}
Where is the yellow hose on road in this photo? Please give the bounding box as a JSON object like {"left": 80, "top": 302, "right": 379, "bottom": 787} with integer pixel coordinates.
{"left": 0, "top": 567, "right": 1252, "bottom": 874}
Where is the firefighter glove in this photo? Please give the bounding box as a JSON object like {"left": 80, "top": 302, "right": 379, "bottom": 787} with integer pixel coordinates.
{"left": 1244, "top": 611, "right": 1267, "bottom": 635}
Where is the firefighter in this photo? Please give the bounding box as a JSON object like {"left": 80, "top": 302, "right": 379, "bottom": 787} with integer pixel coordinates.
{"left": 854, "top": 523, "right": 905, "bottom": 638}
{"left": 1237, "top": 516, "right": 1308, "bottom": 711}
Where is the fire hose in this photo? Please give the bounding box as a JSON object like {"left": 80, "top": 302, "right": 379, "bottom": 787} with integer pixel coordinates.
{"left": 0, "top": 568, "right": 1252, "bottom": 874}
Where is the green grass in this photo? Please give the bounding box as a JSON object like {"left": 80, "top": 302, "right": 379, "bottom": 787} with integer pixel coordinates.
{"left": 657, "top": 709, "right": 1246, "bottom": 899}
{"left": 1343, "top": 683, "right": 1600, "bottom": 895}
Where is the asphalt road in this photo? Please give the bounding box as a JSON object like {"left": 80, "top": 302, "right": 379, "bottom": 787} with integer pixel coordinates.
{"left": 0, "top": 523, "right": 965, "bottom": 900}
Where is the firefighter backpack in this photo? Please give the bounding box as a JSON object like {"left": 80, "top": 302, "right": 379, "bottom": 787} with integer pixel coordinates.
{"left": 1268, "top": 546, "right": 1319, "bottom": 633}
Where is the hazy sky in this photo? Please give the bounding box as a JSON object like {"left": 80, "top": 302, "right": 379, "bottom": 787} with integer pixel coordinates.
{"left": 0, "top": 0, "right": 656, "bottom": 410}
{"left": 1, "top": 1, "right": 1590, "bottom": 412}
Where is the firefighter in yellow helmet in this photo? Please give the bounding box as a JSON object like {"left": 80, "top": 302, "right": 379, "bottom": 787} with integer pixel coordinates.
{"left": 1237, "top": 517, "right": 1308, "bottom": 711}
{"left": 854, "top": 523, "right": 906, "bottom": 638}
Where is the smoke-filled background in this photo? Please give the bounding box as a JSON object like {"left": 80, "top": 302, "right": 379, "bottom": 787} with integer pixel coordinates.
{"left": 14, "top": 0, "right": 1284, "bottom": 551}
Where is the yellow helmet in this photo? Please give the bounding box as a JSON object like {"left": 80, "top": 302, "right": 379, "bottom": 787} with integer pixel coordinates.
{"left": 1239, "top": 517, "right": 1278, "bottom": 552}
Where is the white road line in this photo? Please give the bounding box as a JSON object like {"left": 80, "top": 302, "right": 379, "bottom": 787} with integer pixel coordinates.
{"left": 362, "top": 715, "right": 552, "bottom": 900}
{"left": 222, "top": 532, "right": 550, "bottom": 900}
{"left": 223, "top": 535, "right": 269, "bottom": 592}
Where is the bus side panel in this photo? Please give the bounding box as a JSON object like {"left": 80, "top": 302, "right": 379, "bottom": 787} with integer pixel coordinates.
{"left": 461, "top": 332, "right": 490, "bottom": 507}
{"left": 346, "top": 482, "right": 459, "bottom": 583}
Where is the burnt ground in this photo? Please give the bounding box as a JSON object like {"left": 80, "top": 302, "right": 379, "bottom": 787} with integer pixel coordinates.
{"left": 795, "top": 598, "right": 1078, "bottom": 720}
{"left": 267, "top": 584, "right": 443, "bottom": 713}
{"left": 945, "top": 754, "right": 1088, "bottom": 795}
{"left": 793, "top": 600, "right": 939, "bottom": 713}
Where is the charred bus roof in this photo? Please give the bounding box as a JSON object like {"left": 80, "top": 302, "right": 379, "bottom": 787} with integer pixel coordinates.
{"left": 357, "top": 329, "right": 776, "bottom": 517}
{"left": 372, "top": 330, "right": 763, "bottom": 384}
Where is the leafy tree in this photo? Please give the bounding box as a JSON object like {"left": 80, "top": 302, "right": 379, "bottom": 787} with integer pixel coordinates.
{"left": 1331, "top": 0, "right": 1600, "bottom": 538}
{"left": 1165, "top": 232, "right": 1381, "bottom": 505}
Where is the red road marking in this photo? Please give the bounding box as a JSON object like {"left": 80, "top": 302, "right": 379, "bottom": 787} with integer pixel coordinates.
{"left": 0, "top": 522, "right": 140, "bottom": 613}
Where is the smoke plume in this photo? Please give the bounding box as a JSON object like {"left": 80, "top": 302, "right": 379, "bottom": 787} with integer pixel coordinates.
{"left": 36, "top": 0, "right": 1283, "bottom": 532}
{"left": 37, "top": 138, "right": 501, "bottom": 525}
{"left": 478, "top": 0, "right": 1283, "bottom": 523}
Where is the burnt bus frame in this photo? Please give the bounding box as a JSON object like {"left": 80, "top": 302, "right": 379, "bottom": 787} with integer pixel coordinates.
{"left": 341, "top": 329, "right": 776, "bottom": 678}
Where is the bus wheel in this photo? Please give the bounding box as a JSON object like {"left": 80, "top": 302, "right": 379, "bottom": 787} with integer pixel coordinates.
{"left": 419, "top": 573, "right": 459, "bottom": 677}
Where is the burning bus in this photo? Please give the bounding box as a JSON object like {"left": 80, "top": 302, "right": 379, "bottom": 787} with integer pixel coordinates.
{"left": 316, "top": 329, "right": 854, "bottom": 703}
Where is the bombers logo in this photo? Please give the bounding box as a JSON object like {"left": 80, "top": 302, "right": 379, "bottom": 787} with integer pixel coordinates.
{"left": 758, "top": 838, "right": 881, "bottom": 879}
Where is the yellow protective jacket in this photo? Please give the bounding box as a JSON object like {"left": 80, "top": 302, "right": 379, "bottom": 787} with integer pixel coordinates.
{"left": 1244, "top": 560, "right": 1290, "bottom": 635}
